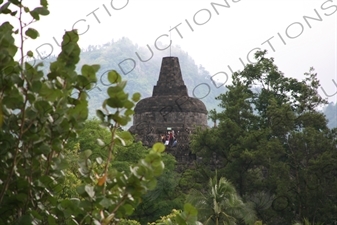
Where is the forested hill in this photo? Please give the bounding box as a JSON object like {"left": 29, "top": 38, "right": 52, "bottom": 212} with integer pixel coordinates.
{"left": 324, "top": 102, "right": 337, "bottom": 129}
{"left": 39, "top": 37, "right": 336, "bottom": 129}
{"left": 40, "top": 37, "right": 227, "bottom": 127}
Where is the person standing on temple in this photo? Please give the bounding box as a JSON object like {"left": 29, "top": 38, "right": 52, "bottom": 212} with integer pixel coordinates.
{"left": 172, "top": 137, "right": 177, "bottom": 147}
{"left": 168, "top": 131, "right": 173, "bottom": 146}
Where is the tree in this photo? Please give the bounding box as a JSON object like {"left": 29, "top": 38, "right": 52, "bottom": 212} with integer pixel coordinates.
{"left": 0, "top": 1, "right": 200, "bottom": 224}
{"left": 323, "top": 102, "right": 337, "bottom": 129}
{"left": 130, "top": 153, "right": 184, "bottom": 224}
{"left": 293, "top": 218, "right": 324, "bottom": 225}
{"left": 0, "top": 0, "right": 96, "bottom": 222}
{"left": 208, "top": 109, "right": 218, "bottom": 128}
{"left": 66, "top": 119, "right": 112, "bottom": 157}
{"left": 191, "top": 50, "right": 337, "bottom": 224}
{"left": 186, "top": 172, "right": 256, "bottom": 225}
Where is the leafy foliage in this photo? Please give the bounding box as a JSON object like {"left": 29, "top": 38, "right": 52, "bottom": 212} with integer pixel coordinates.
{"left": 0, "top": 1, "right": 200, "bottom": 224}
{"left": 293, "top": 218, "right": 325, "bottom": 225}
{"left": 191, "top": 51, "right": 337, "bottom": 224}
{"left": 130, "top": 152, "right": 184, "bottom": 224}
{"left": 3, "top": 1, "right": 335, "bottom": 224}
{"left": 186, "top": 172, "right": 256, "bottom": 225}
{"left": 0, "top": 0, "right": 94, "bottom": 222}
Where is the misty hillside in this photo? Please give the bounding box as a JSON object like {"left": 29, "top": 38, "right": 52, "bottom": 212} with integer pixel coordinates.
{"left": 39, "top": 37, "right": 227, "bottom": 128}
{"left": 79, "top": 37, "right": 226, "bottom": 115}
{"left": 323, "top": 102, "right": 337, "bottom": 129}
{"left": 38, "top": 37, "right": 336, "bottom": 129}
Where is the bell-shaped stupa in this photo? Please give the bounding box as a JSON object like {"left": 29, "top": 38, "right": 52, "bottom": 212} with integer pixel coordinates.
{"left": 129, "top": 56, "right": 208, "bottom": 148}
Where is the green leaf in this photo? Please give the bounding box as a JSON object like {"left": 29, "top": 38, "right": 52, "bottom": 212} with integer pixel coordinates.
{"left": 79, "top": 149, "right": 92, "bottom": 159}
{"left": 55, "top": 158, "right": 68, "bottom": 170}
{"left": 30, "top": 210, "right": 43, "bottom": 220}
{"left": 37, "top": 175, "right": 54, "bottom": 188}
{"left": 96, "top": 109, "right": 105, "bottom": 121}
{"left": 91, "top": 64, "right": 100, "bottom": 72}
{"left": 125, "top": 109, "right": 134, "bottom": 116}
{"left": 116, "top": 131, "right": 134, "bottom": 145}
{"left": 101, "top": 213, "right": 115, "bottom": 225}
{"left": 25, "top": 28, "right": 39, "bottom": 39}
{"left": 68, "top": 100, "right": 88, "bottom": 121}
{"left": 76, "top": 75, "right": 90, "bottom": 90}
{"left": 10, "top": 10, "right": 17, "bottom": 16}
{"left": 76, "top": 185, "right": 86, "bottom": 195}
{"left": 132, "top": 93, "right": 141, "bottom": 102}
{"left": 99, "top": 197, "right": 114, "bottom": 208}
{"left": 84, "top": 185, "right": 95, "bottom": 198}
{"left": 31, "top": 7, "right": 49, "bottom": 16}
{"left": 52, "top": 138, "right": 63, "bottom": 152}
{"left": 17, "top": 216, "right": 33, "bottom": 224}
{"left": 184, "top": 203, "right": 198, "bottom": 216}
{"left": 97, "top": 138, "right": 105, "bottom": 147}
{"left": 59, "top": 198, "right": 80, "bottom": 211}
{"left": 47, "top": 215, "right": 57, "bottom": 225}
{"left": 30, "top": 10, "right": 39, "bottom": 20}
{"left": 2, "top": 90, "right": 24, "bottom": 109}
{"left": 146, "top": 178, "right": 157, "bottom": 190}
{"left": 0, "top": 2, "right": 11, "bottom": 14}
{"left": 115, "top": 116, "right": 130, "bottom": 126}
{"left": 108, "top": 70, "right": 121, "bottom": 84}
{"left": 34, "top": 100, "right": 51, "bottom": 114}
{"left": 8, "top": 0, "right": 19, "bottom": 4}
{"left": 16, "top": 193, "right": 28, "bottom": 202}
{"left": 39, "top": 82, "right": 62, "bottom": 101}
{"left": 96, "top": 157, "right": 103, "bottom": 164}
{"left": 107, "top": 86, "right": 123, "bottom": 97}
{"left": 175, "top": 214, "right": 187, "bottom": 225}
{"left": 152, "top": 162, "right": 164, "bottom": 177}
{"left": 152, "top": 142, "right": 165, "bottom": 153}
{"left": 115, "top": 135, "right": 126, "bottom": 146}
{"left": 118, "top": 80, "right": 127, "bottom": 89}
{"left": 81, "top": 64, "right": 99, "bottom": 81}
{"left": 119, "top": 92, "right": 129, "bottom": 101}
{"left": 40, "top": 0, "right": 48, "bottom": 7}
{"left": 121, "top": 204, "right": 135, "bottom": 215}
{"left": 124, "top": 100, "right": 134, "bottom": 109}
{"left": 27, "top": 50, "right": 33, "bottom": 57}
{"left": 106, "top": 97, "right": 124, "bottom": 108}
{"left": 118, "top": 131, "right": 133, "bottom": 142}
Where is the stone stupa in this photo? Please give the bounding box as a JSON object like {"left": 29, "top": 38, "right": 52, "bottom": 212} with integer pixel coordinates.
{"left": 129, "top": 56, "right": 208, "bottom": 154}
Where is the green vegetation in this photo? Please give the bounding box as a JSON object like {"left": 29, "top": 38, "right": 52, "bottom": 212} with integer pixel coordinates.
{"left": 186, "top": 172, "right": 256, "bottom": 225}
{"left": 0, "top": 1, "right": 198, "bottom": 224}
{"left": 191, "top": 51, "right": 337, "bottom": 224}
{"left": 324, "top": 102, "right": 337, "bottom": 129}
{"left": 1, "top": 0, "right": 336, "bottom": 225}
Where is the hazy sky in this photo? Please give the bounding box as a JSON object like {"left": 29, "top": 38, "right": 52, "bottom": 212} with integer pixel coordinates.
{"left": 3, "top": 0, "right": 337, "bottom": 103}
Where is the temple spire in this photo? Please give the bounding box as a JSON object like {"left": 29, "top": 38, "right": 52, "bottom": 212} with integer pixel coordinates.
{"left": 152, "top": 57, "right": 188, "bottom": 96}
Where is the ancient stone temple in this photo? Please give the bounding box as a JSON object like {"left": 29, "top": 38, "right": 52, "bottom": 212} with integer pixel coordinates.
{"left": 129, "top": 56, "right": 208, "bottom": 163}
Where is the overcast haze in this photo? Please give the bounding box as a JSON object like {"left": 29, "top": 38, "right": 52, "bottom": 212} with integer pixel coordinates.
{"left": 3, "top": 0, "right": 337, "bottom": 103}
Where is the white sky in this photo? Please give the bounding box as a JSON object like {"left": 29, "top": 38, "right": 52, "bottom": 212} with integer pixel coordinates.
{"left": 2, "top": 0, "right": 337, "bottom": 103}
